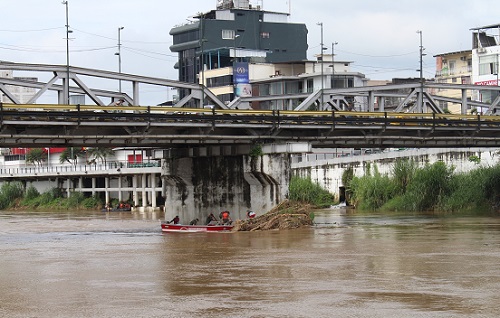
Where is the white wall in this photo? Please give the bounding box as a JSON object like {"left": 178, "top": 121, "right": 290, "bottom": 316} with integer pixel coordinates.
{"left": 292, "top": 148, "right": 500, "bottom": 198}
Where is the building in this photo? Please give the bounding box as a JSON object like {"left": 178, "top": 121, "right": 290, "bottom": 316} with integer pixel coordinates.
{"left": 201, "top": 53, "right": 367, "bottom": 110}
{"left": 470, "top": 23, "right": 500, "bottom": 112}
{"left": 433, "top": 50, "right": 473, "bottom": 113}
{"left": 0, "top": 71, "right": 37, "bottom": 104}
{"left": 169, "top": 0, "right": 308, "bottom": 104}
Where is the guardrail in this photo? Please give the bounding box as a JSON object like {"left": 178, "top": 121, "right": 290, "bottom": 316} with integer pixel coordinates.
{"left": 0, "top": 160, "right": 161, "bottom": 177}
{"left": 1, "top": 103, "right": 499, "bottom": 125}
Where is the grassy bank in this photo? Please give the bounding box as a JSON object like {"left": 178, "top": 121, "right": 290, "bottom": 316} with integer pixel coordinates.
{"left": 347, "top": 159, "right": 500, "bottom": 215}
{"left": 0, "top": 182, "right": 102, "bottom": 211}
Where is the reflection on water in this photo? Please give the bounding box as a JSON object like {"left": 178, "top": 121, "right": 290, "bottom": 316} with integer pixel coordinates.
{"left": 1, "top": 209, "right": 500, "bottom": 317}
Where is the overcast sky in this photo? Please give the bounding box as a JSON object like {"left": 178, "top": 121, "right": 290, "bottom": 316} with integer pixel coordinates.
{"left": 1, "top": 0, "right": 500, "bottom": 104}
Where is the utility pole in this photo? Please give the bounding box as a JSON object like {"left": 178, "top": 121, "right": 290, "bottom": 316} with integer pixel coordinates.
{"left": 62, "top": 1, "right": 71, "bottom": 104}
{"left": 200, "top": 13, "right": 205, "bottom": 108}
{"left": 317, "top": 22, "right": 324, "bottom": 109}
{"left": 331, "top": 42, "right": 338, "bottom": 88}
{"left": 116, "top": 26, "right": 124, "bottom": 93}
{"left": 417, "top": 30, "right": 425, "bottom": 112}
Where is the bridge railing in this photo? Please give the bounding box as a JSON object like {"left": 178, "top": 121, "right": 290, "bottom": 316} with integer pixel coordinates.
{"left": 0, "top": 160, "right": 161, "bottom": 177}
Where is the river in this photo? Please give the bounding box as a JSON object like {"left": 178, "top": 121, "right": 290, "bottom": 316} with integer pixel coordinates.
{"left": 1, "top": 208, "right": 499, "bottom": 318}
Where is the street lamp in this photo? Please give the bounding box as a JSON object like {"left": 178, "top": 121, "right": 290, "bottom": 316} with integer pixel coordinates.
{"left": 233, "top": 33, "right": 240, "bottom": 63}
{"left": 115, "top": 26, "right": 124, "bottom": 93}
{"left": 62, "top": 1, "right": 71, "bottom": 104}
{"left": 331, "top": 42, "right": 338, "bottom": 88}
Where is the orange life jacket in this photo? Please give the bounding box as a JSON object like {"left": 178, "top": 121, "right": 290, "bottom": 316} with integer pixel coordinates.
{"left": 222, "top": 211, "right": 230, "bottom": 219}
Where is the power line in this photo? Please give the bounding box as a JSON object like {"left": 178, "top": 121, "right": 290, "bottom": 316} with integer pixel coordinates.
{"left": 338, "top": 49, "right": 418, "bottom": 58}
{"left": 0, "top": 27, "right": 63, "bottom": 33}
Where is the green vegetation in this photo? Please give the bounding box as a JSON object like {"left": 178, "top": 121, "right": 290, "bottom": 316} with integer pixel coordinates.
{"left": 289, "top": 176, "right": 335, "bottom": 208}
{"left": 249, "top": 143, "right": 263, "bottom": 157}
{"left": 25, "top": 148, "right": 47, "bottom": 166}
{"left": 348, "top": 159, "right": 500, "bottom": 215}
{"left": 0, "top": 183, "right": 103, "bottom": 210}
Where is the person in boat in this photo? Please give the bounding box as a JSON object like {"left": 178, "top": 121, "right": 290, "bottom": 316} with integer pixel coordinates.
{"left": 246, "top": 210, "right": 256, "bottom": 219}
{"left": 219, "top": 211, "right": 232, "bottom": 225}
{"left": 168, "top": 215, "right": 180, "bottom": 224}
{"left": 189, "top": 218, "right": 199, "bottom": 225}
{"left": 205, "top": 213, "right": 217, "bottom": 225}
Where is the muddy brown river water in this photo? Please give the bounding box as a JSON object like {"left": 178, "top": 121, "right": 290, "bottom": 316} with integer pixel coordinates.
{"left": 1, "top": 209, "right": 499, "bottom": 318}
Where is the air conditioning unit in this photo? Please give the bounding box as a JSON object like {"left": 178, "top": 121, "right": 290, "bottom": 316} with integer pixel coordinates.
{"left": 477, "top": 47, "right": 487, "bottom": 54}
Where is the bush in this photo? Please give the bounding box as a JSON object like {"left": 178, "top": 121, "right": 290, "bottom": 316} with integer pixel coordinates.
{"left": 289, "top": 176, "right": 335, "bottom": 207}
{"left": 403, "top": 161, "right": 453, "bottom": 211}
{"left": 0, "top": 182, "right": 24, "bottom": 210}
{"left": 81, "top": 195, "right": 102, "bottom": 209}
{"left": 350, "top": 174, "right": 398, "bottom": 210}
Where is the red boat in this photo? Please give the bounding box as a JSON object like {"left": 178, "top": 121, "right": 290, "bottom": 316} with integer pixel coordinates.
{"left": 161, "top": 222, "right": 234, "bottom": 233}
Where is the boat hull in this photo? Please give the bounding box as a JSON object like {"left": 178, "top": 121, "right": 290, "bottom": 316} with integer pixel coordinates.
{"left": 161, "top": 223, "right": 233, "bottom": 233}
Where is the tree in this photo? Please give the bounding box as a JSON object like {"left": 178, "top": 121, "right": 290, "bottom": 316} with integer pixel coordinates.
{"left": 25, "top": 148, "right": 46, "bottom": 166}
{"left": 86, "top": 147, "right": 115, "bottom": 164}
{"left": 59, "top": 147, "right": 85, "bottom": 166}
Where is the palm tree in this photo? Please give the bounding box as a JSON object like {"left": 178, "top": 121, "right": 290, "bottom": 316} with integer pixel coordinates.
{"left": 59, "top": 147, "right": 85, "bottom": 166}
{"left": 26, "top": 148, "right": 46, "bottom": 166}
{"left": 86, "top": 147, "right": 115, "bottom": 165}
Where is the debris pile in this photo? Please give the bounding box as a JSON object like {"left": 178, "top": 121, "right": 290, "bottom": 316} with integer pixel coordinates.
{"left": 233, "top": 201, "right": 313, "bottom": 231}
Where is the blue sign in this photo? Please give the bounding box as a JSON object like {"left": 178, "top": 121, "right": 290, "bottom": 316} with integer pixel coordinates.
{"left": 234, "top": 62, "right": 249, "bottom": 84}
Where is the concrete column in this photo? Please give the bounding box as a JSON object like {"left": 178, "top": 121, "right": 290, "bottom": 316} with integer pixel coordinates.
{"left": 368, "top": 91, "right": 375, "bottom": 112}
{"left": 462, "top": 89, "right": 468, "bottom": 115}
{"left": 105, "top": 177, "right": 110, "bottom": 206}
{"left": 78, "top": 177, "right": 83, "bottom": 193}
{"left": 91, "top": 177, "right": 96, "bottom": 196}
{"left": 118, "top": 176, "right": 123, "bottom": 202}
{"left": 66, "top": 178, "right": 70, "bottom": 197}
{"left": 133, "top": 175, "right": 139, "bottom": 207}
{"left": 142, "top": 173, "right": 147, "bottom": 207}
{"left": 379, "top": 97, "right": 385, "bottom": 112}
{"left": 151, "top": 173, "right": 157, "bottom": 208}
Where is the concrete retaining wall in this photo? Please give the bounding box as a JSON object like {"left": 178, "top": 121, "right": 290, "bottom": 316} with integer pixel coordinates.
{"left": 292, "top": 148, "right": 500, "bottom": 199}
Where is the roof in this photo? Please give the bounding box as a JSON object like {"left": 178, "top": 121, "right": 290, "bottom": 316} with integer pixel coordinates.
{"left": 433, "top": 50, "right": 472, "bottom": 58}
{"left": 470, "top": 23, "right": 500, "bottom": 31}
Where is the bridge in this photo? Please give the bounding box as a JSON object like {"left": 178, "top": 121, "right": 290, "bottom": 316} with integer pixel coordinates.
{"left": 1, "top": 62, "right": 499, "bottom": 218}
{"left": 1, "top": 61, "right": 500, "bottom": 148}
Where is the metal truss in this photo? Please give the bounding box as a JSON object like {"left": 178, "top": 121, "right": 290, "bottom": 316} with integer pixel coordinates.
{"left": 1, "top": 61, "right": 500, "bottom": 117}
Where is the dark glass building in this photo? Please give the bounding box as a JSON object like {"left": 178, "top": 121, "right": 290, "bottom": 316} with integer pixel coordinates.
{"left": 169, "top": 0, "right": 308, "bottom": 101}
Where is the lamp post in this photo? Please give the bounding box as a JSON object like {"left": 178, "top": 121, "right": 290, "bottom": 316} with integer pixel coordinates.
{"left": 317, "top": 22, "right": 324, "bottom": 108}
{"left": 200, "top": 13, "right": 205, "bottom": 107}
{"left": 62, "top": 1, "right": 71, "bottom": 104}
{"left": 331, "top": 42, "right": 338, "bottom": 89}
{"left": 115, "top": 26, "right": 124, "bottom": 93}
{"left": 233, "top": 33, "right": 240, "bottom": 63}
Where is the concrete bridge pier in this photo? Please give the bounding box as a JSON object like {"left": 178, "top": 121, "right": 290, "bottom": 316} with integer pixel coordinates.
{"left": 161, "top": 150, "right": 292, "bottom": 224}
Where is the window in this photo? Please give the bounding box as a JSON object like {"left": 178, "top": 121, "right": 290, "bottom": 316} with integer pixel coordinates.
{"left": 222, "top": 29, "right": 235, "bottom": 40}
{"left": 479, "top": 55, "right": 498, "bottom": 75}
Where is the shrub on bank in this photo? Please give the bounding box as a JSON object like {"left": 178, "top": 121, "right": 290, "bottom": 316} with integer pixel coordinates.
{"left": 289, "top": 176, "right": 335, "bottom": 207}
{"left": 350, "top": 159, "right": 500, "bottom": 215}
{"left": 0, "top": 185, "right": 103, "bottom": 211}
{"left": 0, "top": 182, "right": 24, "bottom": 210}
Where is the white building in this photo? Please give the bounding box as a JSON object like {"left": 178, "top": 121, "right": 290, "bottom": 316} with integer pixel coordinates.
{"left": 0, "top": 71, "right": 37, "bottom": 104}
{"left": 202, "top": 54, "right": 368, "bottom": 110}
{"left": 470, "top": 23, "right": 500, "bottom": 109}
